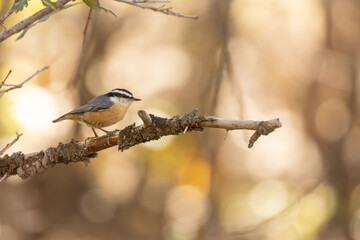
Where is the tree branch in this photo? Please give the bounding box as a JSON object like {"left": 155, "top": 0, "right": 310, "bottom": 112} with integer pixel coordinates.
{"left": 0, "top": 109, "right": 281, "bottom": 180}
{"left": 0, "top": 0, "right": 197, "bottom": 42}
{"left": 114, "top": 0, "right": 198, "bottom": 19}
{"left": 0, "top": 132, "right": 23, "bottom": 156}
{"left": 0, "top": 69, "right": 12, "bottom": 88}
{"left": 0, "top": 0, "right": 16, "bottom": 30}
{"left": 0, "top": 0, "right": 71, "bottom": 42}
{"left": 0, "top": 66, "right": 49, "bottom": 94}
{"left": 0, "top": 132, "right": 23, "bottom": 183}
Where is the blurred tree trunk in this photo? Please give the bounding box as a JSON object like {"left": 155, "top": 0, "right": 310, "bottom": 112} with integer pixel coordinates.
{"left": 179, "top": 0, "right": 233, "bottom": 239}
{"left": 304, "top": 0, "right": 359, "bottom": 238}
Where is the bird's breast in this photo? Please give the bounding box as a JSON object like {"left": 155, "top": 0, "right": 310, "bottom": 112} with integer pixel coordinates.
{"left": 82, "top": 103, "right": 128, "bottom": 127}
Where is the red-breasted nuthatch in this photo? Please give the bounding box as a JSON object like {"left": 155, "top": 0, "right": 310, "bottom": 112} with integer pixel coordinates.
{"left": 53, "top": 88, "right": 141, "bottom": 137}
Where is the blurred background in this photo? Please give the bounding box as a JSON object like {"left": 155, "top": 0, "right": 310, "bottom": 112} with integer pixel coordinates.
{"left": 0, "top": 0, "right": 359, "bottom": 239}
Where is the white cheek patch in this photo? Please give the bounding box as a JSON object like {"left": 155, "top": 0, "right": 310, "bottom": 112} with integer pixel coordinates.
{"left": 110, "top": 96, "right": 132, "bottom": 106}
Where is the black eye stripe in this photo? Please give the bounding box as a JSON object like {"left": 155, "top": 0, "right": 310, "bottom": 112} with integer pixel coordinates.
{"left": 107, "top": 92, "right": 133, "bottom": 99}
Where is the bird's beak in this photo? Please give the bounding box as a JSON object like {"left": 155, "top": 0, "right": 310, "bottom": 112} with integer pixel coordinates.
{"left": 133, "top": 97, "right": 141, "bottom": 101}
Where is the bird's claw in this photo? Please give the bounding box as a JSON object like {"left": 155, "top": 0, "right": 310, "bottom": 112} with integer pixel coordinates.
{"left": 105, "top": 130, "right": 120, "bottom": 146}
{"left": 106, "top": 135, "right": 111, "bottom": 146}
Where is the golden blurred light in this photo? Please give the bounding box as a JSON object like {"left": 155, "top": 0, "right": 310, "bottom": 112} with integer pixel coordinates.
{"left": 220, "top": 191, "right": 258, "bottom": 232}
{"left": 315, "top": 98, "right": 351, "bottom": 142}
{"left": 79, "top": 188, "right": 117, "bottom": 223}
{"left": 165, "top": 185, "right": 208, "bottom": 238}
{"left": 232, "top": 0, "right": 323, "bottom": 49}
{"left": 351, "top": 209, "right": 360, "bottom": 240}
{"left": 343, "top": 127, "right": 360, "bottom": 165}
{"left": 265, "top": 224, "right": 300, "bottom": 240}
{"left": 12, "top": 85, "right": 57, "bottom": 132}
{"left": 96, "top": 156, "right": 140, "bottom": 203}
{"left": 293, "top": 185, "right": 335, "bottom": 237}
{"left": 101, "top": 44, "right": 191, "bottom": 99}
{"left": 250, "top": 179, "right": 288, "bottom": 219}
{"left": 178, "top": 158, "right": 210, "bottom": 195}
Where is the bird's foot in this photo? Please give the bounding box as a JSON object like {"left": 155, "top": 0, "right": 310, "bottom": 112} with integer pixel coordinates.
{"left": 98, "top": 128, "right": 120, "bottom": 146}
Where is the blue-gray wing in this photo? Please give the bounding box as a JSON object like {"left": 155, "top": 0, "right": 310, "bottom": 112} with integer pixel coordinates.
{"left": 69, "top": 94, "right": 114, "bottom": 114}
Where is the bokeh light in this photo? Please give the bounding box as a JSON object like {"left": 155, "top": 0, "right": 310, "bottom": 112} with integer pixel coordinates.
{"left": 220, "top": 190, "right": 257, "bottom": 232}
{"left": 165, "top": 185, "right": 208, "bottom": 239}
{"left": 0, "top": 0, "right": 359, "bottom": 239}
{"left": 12, "top": 85, "right": 57, "bottom": 132}
{"left": 95, "top": 155, "right": 140, "bottom": 203}
{"left": 293, "top": 184, "right": 335, "bottom": 238}
{"left": 250, "top": 179, "right": 289, "bottom": 219}
{"left": 315, "top": 98, "right": 351, "bottom": 142}
{"left": 343, "top": 127, "right": 360, "bottom": 166}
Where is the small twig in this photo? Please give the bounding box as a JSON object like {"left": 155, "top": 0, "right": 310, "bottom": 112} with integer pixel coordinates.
{"left": 199, "top": 117, "right": 281, "bottom": 131}
{"left": 0, "top": 69, "right": 12, "bottom": 88}
{"left": 0, "top": 66, "right": 49, "bottom": 94}
{"left": 0, "top": 132, "right": 23, "bottom": 156}
{"left": 83, "top": 7, "right": 94, "bottom": 50}
{"left": 0, "top": 83, "right": 23, "bottom": 87}
{"left": 0, "top": 174, "right": 8, "bottom": 183}
{"left": 113, "top": 0, "right": 198, "bottom": 19}
{"left": 0, "top": 0, "right": 71, "bottom": 42}
{"left": 160, "top": 6, "right": 172, "bottom": 10}
{"left": 82, "top": 0, "right": 99, "bottom": 50}
{"left": 138, "top": 110, "right": 152, "bottom": 127}
{"left": 224, "top": 130, "right": 228, "bottom": 140}
{"left": 0, "top": 0, "right": 16, "bottom": 30}
{"left": 248, "top": 121, "right": 275, "bottom": 148}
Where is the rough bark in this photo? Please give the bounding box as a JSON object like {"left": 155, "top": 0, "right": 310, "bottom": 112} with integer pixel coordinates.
{"left": 0, "top": 109, "right": 282, "bottom": 180}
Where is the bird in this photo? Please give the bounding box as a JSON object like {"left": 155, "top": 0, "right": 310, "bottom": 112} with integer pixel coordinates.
{"left": 53, "top": 88, "right": 141, "bottom": 140}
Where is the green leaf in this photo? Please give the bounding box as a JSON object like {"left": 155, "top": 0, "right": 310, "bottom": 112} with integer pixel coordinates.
{"left": 41, "top": 0, "right": 57, "bottom": 9}
{"left": 14, "top": 0, "right": 30, "bottom": 12}
{"left": 82, "top": 0, "right": 117, "bottom": 16}
{"left": 98, "top": 5, "right": 116, "bottom": 16}
{"left": 82, "top": 0, "right": 96, "bottom": 8}
{"left": 16, "top": 24, "right": 32, "bottom": 40}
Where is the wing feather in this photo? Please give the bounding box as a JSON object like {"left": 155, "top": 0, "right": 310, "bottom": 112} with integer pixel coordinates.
{"left": 69, "top": 94, "right": 113, "bottom": 114}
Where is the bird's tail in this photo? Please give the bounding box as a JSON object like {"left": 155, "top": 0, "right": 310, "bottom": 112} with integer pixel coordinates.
{"left": 52, "top": 114, "right": 71, "bottom": 123}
